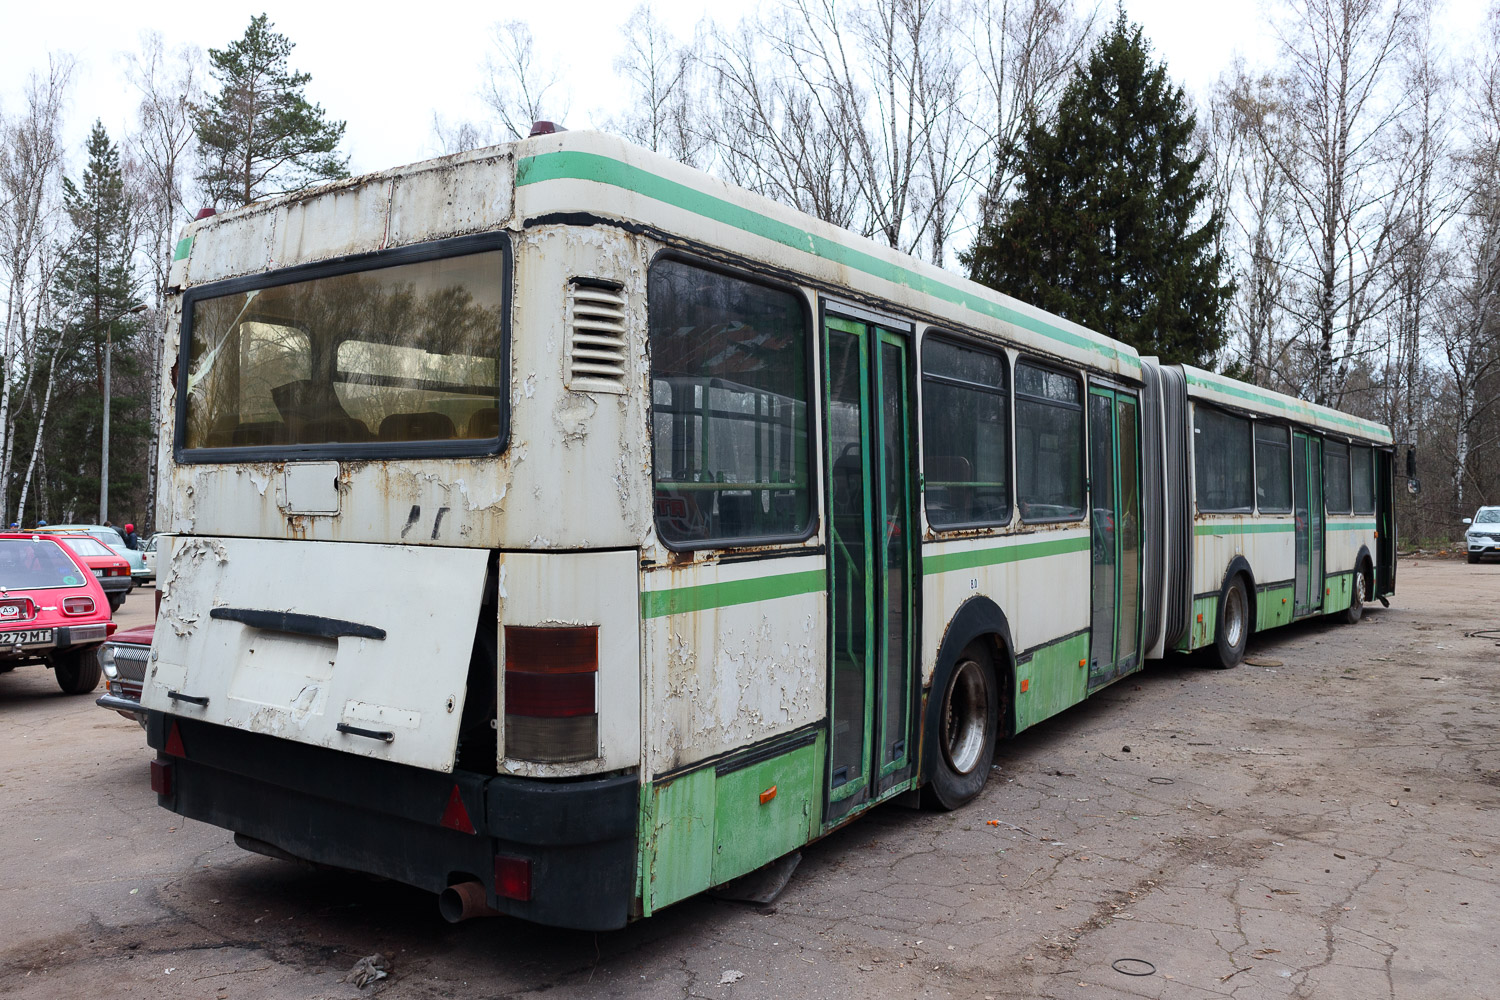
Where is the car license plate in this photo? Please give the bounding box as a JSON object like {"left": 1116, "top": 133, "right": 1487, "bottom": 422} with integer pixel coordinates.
{"left": 1, "top": 628, "right": 53, "bottom": 647}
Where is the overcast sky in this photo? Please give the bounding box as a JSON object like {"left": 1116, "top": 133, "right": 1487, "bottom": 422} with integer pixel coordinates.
{"left": 0, "top": 0, "right": 1488, "bottom": 184}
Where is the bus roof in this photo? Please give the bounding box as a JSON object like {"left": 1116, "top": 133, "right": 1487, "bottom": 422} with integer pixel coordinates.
{"left": 168, "top": 130, "right": 1141, "bottom": 381}
{"left": 1178, "top": 364, "right": 1393, "bottom": 444}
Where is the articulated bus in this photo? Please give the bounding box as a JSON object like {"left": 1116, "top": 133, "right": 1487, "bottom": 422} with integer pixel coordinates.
{"left": 139, "top": 130, "right": 1394, "bottom": 931}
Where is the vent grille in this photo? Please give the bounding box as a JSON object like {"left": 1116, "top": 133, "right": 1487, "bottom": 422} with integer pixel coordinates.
{"left": 567, "top": 281, "right": 628, "bottom": 392}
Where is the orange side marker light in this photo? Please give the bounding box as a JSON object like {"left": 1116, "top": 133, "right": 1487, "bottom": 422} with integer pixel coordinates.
{"left": 1020, "top": 678, "right": 1030, "bottom": 693}
{"left": 1196, "top": 612, "right": 1204, "bottom": 623}
{"left": 760, "top": 785, "right": 777, "bottom": 805}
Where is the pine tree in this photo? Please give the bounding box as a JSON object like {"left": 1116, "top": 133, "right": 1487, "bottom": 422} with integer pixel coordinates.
{"left": 194, "top": 14, "right": 348, "bottom": 207}
{"left": 963, "top": 12, "right": 1232, "bottom": 367}
{"left": 37, "top": 121, "right": 148, "bottom": 522}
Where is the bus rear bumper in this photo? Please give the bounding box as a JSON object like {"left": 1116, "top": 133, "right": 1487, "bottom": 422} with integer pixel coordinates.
{"left": 145, "top": 711, "right": 638, "bottom": 931}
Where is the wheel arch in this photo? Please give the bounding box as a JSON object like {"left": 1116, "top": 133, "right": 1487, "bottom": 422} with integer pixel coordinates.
{"left": 920, "top": 596, "right": 1015, "bottom": 787}
{"left": 1354, "top": 544, "right": 1374, "bottom": 585}
{"left": 1220, "top": 555, "right": 1257, "bottom": 632}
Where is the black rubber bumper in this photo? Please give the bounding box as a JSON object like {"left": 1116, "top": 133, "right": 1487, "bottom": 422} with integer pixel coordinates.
{"left": 145, "top": 712, "right": 639, "bottom": 931}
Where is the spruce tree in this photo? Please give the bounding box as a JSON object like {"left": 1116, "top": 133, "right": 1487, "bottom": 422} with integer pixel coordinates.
{"left": 194, "top": 14, "right": 348, "bottom": 207}
{"left": 963, "top": 12, "right": 1231, "bottom": 367}
{"left": 47, "top": 121, "right": 148, "bottom": 520}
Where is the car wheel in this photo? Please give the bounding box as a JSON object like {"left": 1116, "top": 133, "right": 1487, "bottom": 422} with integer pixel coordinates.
{"left": 922, "top": 641, "right": 999, "bottom": 811}
{"left": 1339, "top": 565, "right": 1367, "bottom": 624}
{"left": 1210, "top": 575, "right": 1250, "bottom": 669}
{"left": 108, "top": 594, "right": 124, "bottom": 613}
{"left": 52, "top": 648, "right": 102, "bottom": 695}
{"left": 1469, "top": 552, "right": 1480, "bottom": 564}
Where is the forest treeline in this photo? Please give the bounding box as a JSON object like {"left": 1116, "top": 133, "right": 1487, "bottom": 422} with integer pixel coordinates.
{"left": 2, "top": 1, "right": 1495, "bottom": 542}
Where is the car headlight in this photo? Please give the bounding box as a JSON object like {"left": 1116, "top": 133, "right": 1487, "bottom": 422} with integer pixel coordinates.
{"left": 100, "top": 645, "right": 118, "bottom": 679}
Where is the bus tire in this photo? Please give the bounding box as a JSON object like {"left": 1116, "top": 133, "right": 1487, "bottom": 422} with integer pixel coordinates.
{"left": 52, "top": 648, "right": 102, "bottom": 695}
{"left": 1211, "top": 576, "right": 1250, "bottom": 669}
{"left": 922, "top": 641, "right": 998, "bottom": 811}
{"left": 1338, "top": 564, "right": 1367, "bottom": 624}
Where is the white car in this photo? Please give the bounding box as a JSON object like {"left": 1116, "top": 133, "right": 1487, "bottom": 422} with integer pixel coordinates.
{"left": 1464, "top": 506, "right": 1500, "bottom": 564}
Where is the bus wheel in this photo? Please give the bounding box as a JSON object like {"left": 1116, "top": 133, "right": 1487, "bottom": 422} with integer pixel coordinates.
{"left": 923, "top": 642, "right": 998, "bottom": 811}
{"left": 1339, "top": 565, "right": 1367, "bottom": 624}
{"left": 1211, "top": 576, "right": 1249, "bottom": 669}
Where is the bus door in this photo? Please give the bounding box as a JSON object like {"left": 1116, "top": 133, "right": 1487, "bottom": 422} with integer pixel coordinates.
{"left": 1292, "top": 432, "right": 1325, "bottom": 614}
{"left": 1376, "top": 450, "right": 1395, "bottom": 595}
{"left": 1087, "top": 387, "right": 1143, "bottom": 689}
{"left": 824, "top": 314, "right": 916, "bottom": 823}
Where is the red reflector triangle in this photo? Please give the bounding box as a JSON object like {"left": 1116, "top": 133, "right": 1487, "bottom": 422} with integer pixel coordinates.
{"left": 440, "top": 785, "right": 476, "bottom": 835}
{"left": 164, "top": 721, "right": 186, "bottom": 758}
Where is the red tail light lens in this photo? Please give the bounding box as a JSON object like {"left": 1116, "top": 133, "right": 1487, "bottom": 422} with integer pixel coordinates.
{"left": 504, "top": 626, "right": 598, "bottom": 763}
{"left": 495, "top": 855, "right": 532, "bottom": 901}
{"left": 63, "top": 596, "right": 95, "bottom": 615}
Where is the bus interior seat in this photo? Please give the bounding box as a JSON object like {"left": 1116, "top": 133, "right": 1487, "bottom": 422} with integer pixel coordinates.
{"left": 378, "top": 411, "right": 456, "bottom": 441}
{"left": 231, "top": 421, "right": 290, "bottom": 446}
{"left": 299, "top": 416, "right": 374, "bottom": 443}
{"left": 463, "top": 407, "right": 500, "bottom": 439}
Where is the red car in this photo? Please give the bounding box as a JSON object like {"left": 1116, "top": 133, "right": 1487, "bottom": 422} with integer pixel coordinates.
{"left": 53, "top": 533, "right": 133, "bottom": 612}
{"left": 0, "top": 533, "right": 117, "bottom": 694}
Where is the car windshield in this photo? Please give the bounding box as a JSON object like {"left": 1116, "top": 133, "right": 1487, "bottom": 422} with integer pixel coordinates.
{"left": 1475, "top": 509, "right": 1500, "bottom": 524}
{"left": 0, "top": 538, "right": 90, "bottom": 590}
{"left": 62, "top": 536, "right": 115, "bottom": 557}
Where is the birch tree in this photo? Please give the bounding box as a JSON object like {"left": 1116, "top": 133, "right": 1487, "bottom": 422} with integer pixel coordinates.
{"left": 478, "top": 21, "right": 570, "bottom": 139}
{"left": 968, "top": 0, "right": 1095, "bottom": 228}
{"left": 1264, "top": 0, "right": 1413, "bottom": 406}
{"left": 0, "top": 56, "right": 72, "bottom": 524}
{"left": 611, "top": 3, "right": 706, "bottom": 167}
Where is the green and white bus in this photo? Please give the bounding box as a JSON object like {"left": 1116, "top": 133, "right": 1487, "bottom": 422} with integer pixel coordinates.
{"left": 139, "top": 129, "right": 1394, "bottom": 931}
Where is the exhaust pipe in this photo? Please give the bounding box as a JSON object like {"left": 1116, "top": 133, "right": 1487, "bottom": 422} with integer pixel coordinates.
{"left": 439, "top": 881, "right": 499, "bottom": 923}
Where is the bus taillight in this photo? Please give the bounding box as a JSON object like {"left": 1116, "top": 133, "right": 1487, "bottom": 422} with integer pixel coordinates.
{"left": 503, "top": 626, "right": 599, "bottom": 762}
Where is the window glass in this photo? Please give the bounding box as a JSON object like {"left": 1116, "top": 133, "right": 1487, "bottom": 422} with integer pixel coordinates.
{"left": 184, "top": 250, "right": 506, "bottom": 449}
{"left": 1014, "top": 361, "right": 1084, "bottom": 521}
{"left": 0, "top": 538, "right": 89, "bottom": 589}
{"left": 1350, "top": 446, "right": 1375, "bottom": 514}
{"left": 1254, "top": 423, "right": 1292, "bottom": 513}
{"left": 1324, "top": 440, "right": 1351, "bottom": 513}
{"left": 1193, "top": 406, "right": 1253, "bottom": 511}
{"left": 649, "top": 259, "right": 810, "bottom": 547}
{"left": 922, "top": 337, "right": 1009, "bottom": 528}
{"left": 60, "top": 536, "right": 115, "bottom": 557}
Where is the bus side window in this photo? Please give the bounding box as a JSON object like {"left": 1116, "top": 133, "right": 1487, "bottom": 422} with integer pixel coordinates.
{"left": 1324, "top": 440, "right": 1351, "bottom": 513}
{"left": 1193, "top": 405, "right": 1253, "bottom": 513}
{"left": 647, "top": 259, "right": 812, "bottom": 548}
{"left": 921, "top": 336, "right": 1010, "bottom": 529}
{"left": 1254, "top": 423, "right": 1292, "bottom": 513}
{"left": 1350, "top": 445, "right": 1375, "bottom": 514}
{"left": 1014, "top": 361, "right": 1084, "bottom": 522}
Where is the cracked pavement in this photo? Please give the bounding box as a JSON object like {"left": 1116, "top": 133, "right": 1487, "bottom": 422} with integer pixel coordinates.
{"left": 2, "top": 559, "right": 1496, "bottom": 999}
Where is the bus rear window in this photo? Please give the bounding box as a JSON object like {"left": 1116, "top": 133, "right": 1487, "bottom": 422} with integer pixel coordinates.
{"left": 181, "top": 248, "right": 505, "bottom": 453}
{"left": 0, "top": 539, "right": 90, "bottom": 590}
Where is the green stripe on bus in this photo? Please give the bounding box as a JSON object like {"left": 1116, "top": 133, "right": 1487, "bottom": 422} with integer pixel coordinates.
{"left": 641, "top": 569, "right": 826, "bottom": 618}
{"left": 1327, "top": 521, "right": 1376, "bottom": 531}
{"left": 921, "top": 534, "right": 1089, "bottom": 576}
{"left": 1184, "top": 370, "right": 1390, "bottom": 441}
{"left": 173, "top": 236, "right": 193, "bottom": 261}
{"left": 1193, "top": 522, "right": 1294, "bottom": 536}
{"left": 516, "top": 151, "right": 1140, "bottom": 372}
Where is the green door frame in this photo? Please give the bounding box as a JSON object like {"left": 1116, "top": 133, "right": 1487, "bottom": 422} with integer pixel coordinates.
{"left": 1087, "top": 386, "right": 1143, "bottom": 691}
{"left": 1292, "top": 431, "right": 1325, "bottom": 614}
{"left": 823, "top": 315, "right": 916, "bottom": 825}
